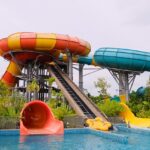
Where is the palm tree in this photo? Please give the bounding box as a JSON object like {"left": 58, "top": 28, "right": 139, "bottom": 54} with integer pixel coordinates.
{"left": 27, "top": 79, "right": 39, "bottom": 100}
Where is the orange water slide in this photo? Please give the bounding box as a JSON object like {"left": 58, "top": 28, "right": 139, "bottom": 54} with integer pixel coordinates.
{"left": 20, "top": 100, "right": 64, "bottom": 135}
{"left": 0, "top": 32, "right": 91, "bottom": 87}
{"left": 1, "top": 61, "right": 22, "bottom": 87}
{"left": 0, "top": 32, "right": 91, "bottom": 135}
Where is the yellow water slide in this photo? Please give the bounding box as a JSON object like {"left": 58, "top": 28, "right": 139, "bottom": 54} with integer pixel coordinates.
{"left": 120, "top": 95, "right": 150, "bottom": 128}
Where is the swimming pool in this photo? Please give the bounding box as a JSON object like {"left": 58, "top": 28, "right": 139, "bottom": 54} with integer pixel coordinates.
{"left": 0, "top": 127, "right": 150, "bottom": 150}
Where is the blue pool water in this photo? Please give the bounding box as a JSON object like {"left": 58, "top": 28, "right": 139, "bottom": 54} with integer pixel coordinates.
{"left": 0, "top": 127, "right": 150, "bottom": 150}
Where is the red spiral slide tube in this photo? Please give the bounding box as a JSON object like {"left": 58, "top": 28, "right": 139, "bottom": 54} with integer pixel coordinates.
{"left": 20, "top": 100, "right": 64, "bottom": 135}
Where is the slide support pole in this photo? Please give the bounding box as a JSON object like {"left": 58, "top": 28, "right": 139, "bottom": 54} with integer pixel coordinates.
{"left": 79, "top": 64, "right": 84, "bottom": 91}
{"left": 67, "top": 52, "right": 73, "bottom": 80}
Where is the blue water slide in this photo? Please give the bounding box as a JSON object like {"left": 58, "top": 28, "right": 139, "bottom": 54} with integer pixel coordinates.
{"left": 94, "top": 48, "right": 150, "bottom": 71}
{"left": 77, "top": 55, "right": 93, "bottom": 65}
{"left": 136, "top": 86, "right": 145, "bottom": 96}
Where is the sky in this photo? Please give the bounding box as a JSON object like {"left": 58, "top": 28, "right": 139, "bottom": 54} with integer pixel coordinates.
{"left": 0, "top": 0, "right": 150, "bottom": 96}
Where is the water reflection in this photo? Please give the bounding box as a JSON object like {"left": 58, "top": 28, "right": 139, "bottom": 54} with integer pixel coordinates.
{"left": 19, "top": 134, "right": 64, "bottom": 150}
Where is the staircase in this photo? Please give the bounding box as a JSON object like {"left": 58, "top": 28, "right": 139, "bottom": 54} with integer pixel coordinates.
{"left": 49, "top": 65, "right": 107, "bottom": 120}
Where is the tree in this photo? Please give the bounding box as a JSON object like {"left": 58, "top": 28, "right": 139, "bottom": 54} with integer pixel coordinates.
{"left": 89, "top": 95, "right": 103, "bottom": 104}
{"left": 144, "top": 76, "right": 150, "bottom": 101}
{"left": 128, "top": 76, "right": 150, "bottom": 118}
{"left": 27, "top": 78, "right": 39, "bottom": 99}
{"left": 144, "top": 87, "right": 150, "bottom": 102}
{"left": 98, "top": 100, "right": 124, "bottom": 117}
{"left": 94, "top": 78, "right": 111, "bottom": 98}
{"left": 46, "top": 77, "right": 55, "bottom": 99}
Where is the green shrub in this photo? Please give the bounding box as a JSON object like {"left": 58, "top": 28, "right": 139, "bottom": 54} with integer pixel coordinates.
{"left": 136, "top": 109, "right": 150, "bottom": 118}
{"left": 0, "top": 116, "right": 19, "bottom": 129}
{"left": 0, "top": 92, "right": 25, "bottom": 117}
{"left": 127, "top": 102, "right": 142, "bottom": 115}
{"left": 128, "top": 87, "right": 150, "bottom": 118}
{"left": 89, "top": 95, "right": 103, "bottom": 104}
{"left": 0, "top": 81, "right": 9, "bottom": 97}
{"left": 97, "top": 100, "right": 124, "bottom": 117}
{"left": 52, "top": 105, "right": 75, "bottom": 120}
{"left": 127, "top": 99, "right": 150, "bottom": 118}
{"left": 47, "top": 99, "right": 75, "bottom": 120}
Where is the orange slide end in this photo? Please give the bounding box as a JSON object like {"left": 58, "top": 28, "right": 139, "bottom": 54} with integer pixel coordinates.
{"left": 20, "top": 100, "right": 64, "bottom": 135}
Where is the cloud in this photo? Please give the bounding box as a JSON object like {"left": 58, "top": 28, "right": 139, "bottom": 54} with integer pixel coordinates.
{"left": 115, "top": 0, "right": 150, "bottom": 26}
{"left": 0, "top": 0, "right": 150, "bottom": 95}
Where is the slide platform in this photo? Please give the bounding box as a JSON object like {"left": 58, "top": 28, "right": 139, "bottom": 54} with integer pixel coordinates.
{"left": 20, "top": 100, "right": 64, "bottom": 135}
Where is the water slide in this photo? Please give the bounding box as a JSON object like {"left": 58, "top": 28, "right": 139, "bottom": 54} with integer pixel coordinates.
{"left": 119, "top": 96, "right": 150, "bottom": 128}
{"left": 60, "top": 47, "right": 150, "bottom": 72}
{"left": 94, "top": 47, "right": 150, "bottom": 71}
{"left": 0, "top": 32, "right": 109, "bottom": 134}
{"left": 59, "top": 48, "right": 150, "bottom": 128}
{"left": 95, "top": 48, "right": 150, "bottom": 128}
{"left": 1, "top": 33, "right": 150, "bottom": 132}
{"left": 0, "top": 32, "right": 91, "bottom": 134}
{"left": 120, "top": 103, "right": 150, "bottom": 128}
{"left": 20, "top": 100, "right": 64, "bottom": 135}
{"left": 0, "top": 32, "right": 90, "bottom": 87}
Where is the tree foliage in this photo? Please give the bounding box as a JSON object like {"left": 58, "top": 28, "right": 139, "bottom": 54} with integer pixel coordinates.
{"left": 46, "top": 77, "right": 55, "bottom": 86}
{"left": 0, "top": 80, "right": 25, "bottom": 118}
{"left": 47, "top": 99, "right": 75, "bottom": 120}
{"left": 0, "top": 92, "right": 25, "bottom": 117}
{"left": 46, "top": 77, "right": 56, "bottom": 99}
{"left": 26, "top": 79, "right": 39, "bottom": 92}
{"left": 89, "top": 95, "right": 103, "bottom": 104}
{"left": 97, "top": 100, "right": 124, "bottom": 117}
{"left": 94, "top": 78, "right": 111, "bottom": 98}
{"left": 90, "top": 78, "right": 123, "bottom": 117}
{"left": 0, "top": 81, "right": 9, "bottom": 97}
{"left": 128, "top": 77, "right": 150, "bottom": 118}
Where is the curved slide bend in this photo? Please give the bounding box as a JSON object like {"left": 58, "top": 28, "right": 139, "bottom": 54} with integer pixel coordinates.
{"left": 119, "top": 96, "right": 150, "bottom": 128}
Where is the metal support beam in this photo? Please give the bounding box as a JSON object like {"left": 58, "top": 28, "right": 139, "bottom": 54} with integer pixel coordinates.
{"left": 79, "top": 64, "right": 84, "bottom": 91}
{"left": 67, "top": 52, "right": 73, "bottom": 80}
{"left": 10, "top": 51, "right": 56, "bottom": 101}
{"left": 124, "top": 73, "right": 129, "bottom": 101}
{"left": 118, "top": 72, "right": 129, "bottom": 101}
{"left": 26, "top": 64, "right": 32, "bottom": 101}
{"left": 109, "top": 69, "right": 140, "bottom": 101}
{"left": 34, "top": 65, "right": 38, "bottom": 100}
{"left": 16, "top": 63, "right": 50, "bottom": 101}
